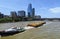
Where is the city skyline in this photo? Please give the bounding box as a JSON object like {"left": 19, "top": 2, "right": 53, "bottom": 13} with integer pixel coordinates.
{"left": 0, "top": 0, "right": 60, "bottom": 18}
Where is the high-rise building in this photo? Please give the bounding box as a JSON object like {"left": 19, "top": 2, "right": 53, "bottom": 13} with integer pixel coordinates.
{"left": 27, "top": 3, "right": 32, "bottom": 17}
{"left": 10, "top": 11, "right": 17, "bottom": 18}
{"left": 27, "top": 3, "right": 35, "bottom": 18}
{"left": 18, "top": 10, "right": 26, "bottom": 17}
{"left": 28, "top": 12, "right": 30, "bottom": 17}
{"left": 32, "top": 8, "right": 35, "bottom": 18}
{"left": 0, "top": 12, "right": 4, "bottom": 18}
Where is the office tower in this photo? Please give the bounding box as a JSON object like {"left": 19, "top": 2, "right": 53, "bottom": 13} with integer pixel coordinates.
{"left": 10, "top": 11, "right": 17, "bottom": 18}
{"left": 0, "top": 12, "right": 4, "bottom": 18}
{"left": 28, "top": 12, "right": 30, "bottom": 17}
{"left": 32, "top": 8, "right": 35, "bottom": 18}
{"left": 18, "top": 10, "right": 26, "bottom": 17}
{"left": 27, "top": 3, "right": 32, "bottom": 17}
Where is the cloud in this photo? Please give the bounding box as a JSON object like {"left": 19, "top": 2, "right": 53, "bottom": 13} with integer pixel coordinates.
{"left": 49, "top": 7, "right": 60, "bottom": 14}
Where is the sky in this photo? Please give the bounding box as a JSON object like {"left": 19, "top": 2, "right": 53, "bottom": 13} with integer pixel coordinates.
{"left": 0, "top": 0, "right": 60, "bottom": 18}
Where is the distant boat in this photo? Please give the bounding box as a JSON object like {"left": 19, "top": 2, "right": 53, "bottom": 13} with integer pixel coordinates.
{"left": 0, "top": 27, "right": 25, "bottom": 36}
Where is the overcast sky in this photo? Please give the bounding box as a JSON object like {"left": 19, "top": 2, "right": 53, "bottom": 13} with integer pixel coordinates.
{"left": 0, "top": 0, "right": 60, "bottom": 18}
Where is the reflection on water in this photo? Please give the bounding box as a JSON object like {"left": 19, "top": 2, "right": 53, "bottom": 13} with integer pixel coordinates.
{"left": 0, "top": 21, "right": 60, "bottom": 39}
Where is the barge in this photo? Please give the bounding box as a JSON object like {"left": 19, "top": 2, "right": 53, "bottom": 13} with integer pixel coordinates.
{"left": 27, "top": 21, "right": 46, "bottom": 27}
{"left": 0, "top": 27, "right": 25, "bottom": 36}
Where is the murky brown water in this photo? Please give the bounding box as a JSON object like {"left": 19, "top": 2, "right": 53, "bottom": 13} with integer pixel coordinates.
{"left": 0, "top": 21, "right": 60, "bottom": 39}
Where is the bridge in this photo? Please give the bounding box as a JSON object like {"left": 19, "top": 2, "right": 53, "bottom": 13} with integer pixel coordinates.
{"left": 41, "top": 18, "right": 60, "bottom": 21}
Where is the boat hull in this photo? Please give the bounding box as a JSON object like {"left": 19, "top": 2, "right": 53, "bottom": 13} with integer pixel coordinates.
{"left": 0, "top": 29, "right": 25, "bottom": 36}
{"left": 0, "top": 31, "right": 19, "bottom": 36}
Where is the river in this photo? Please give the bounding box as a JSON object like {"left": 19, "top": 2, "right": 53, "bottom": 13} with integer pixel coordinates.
{"left": 0, "top": 21, "right": 60, "bottom": 39}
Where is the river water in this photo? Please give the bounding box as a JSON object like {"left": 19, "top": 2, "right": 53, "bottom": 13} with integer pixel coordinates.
{"left": 0, "top": 21, "right": 60, "bottom": 39}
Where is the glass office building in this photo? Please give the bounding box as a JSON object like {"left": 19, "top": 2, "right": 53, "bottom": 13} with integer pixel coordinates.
{"left": 27, "top": 4, "right": 32, "bottom": 17}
